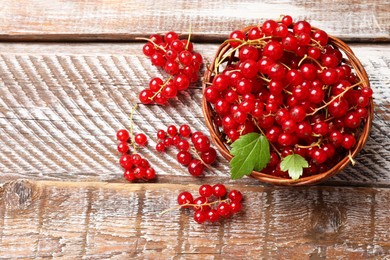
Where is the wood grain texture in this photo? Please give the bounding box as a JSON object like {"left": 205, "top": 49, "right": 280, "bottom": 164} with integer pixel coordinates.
{"left": 0, "top": 179, "right": 389, "bottom": 259}
{"left": 0, "top": 0, "right": 389, "bottom": 42}
{"left": 0, "top": 43, "right": 389, "bottom": 186}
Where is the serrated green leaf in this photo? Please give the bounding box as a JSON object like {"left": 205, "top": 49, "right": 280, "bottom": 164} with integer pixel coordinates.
{"left": 230, "top": 133, "right": 270, "bottom": 180}
{"left": 280, "top": 154, "right": 309, "bottom": 180}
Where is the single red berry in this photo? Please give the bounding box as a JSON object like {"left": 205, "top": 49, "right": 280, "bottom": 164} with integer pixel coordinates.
{"left": 177, "top": 191, "right": 194, "bottom": 207}
{"left": 179, "top": 124, "right": 191, "bottom": 137}
{"left": 199, "top": 184, "right": 213, "bottom": 197}
{"left": 194, "top": 210, "right": 208, "bottom": 224}
{"left": 228, "top": 190, "right": 243, "bottom": 202}
{"left": 193, "top": 196, "right": 210, "bottom": 211}
{"left": 177, "top": 139, "right": 190, "bottom": 151}
{"left": 117, "top": 129, "right": 130, "bottom": 142}
{"left": 207, "top": 209, "right": 220, "bottom": 222}
{"left": 342, "top": 134, "right": 356, "bottom": 149}
{"left": 133, "top": 166, "right": 146, "bottom": 179}
{"left": 124, "top": 169, "right": 136, "bottom": 182}
{"left": 117, "top": 142, "right": 129, "bottom": 154}
{"left": 139, "top": 89, "right": 154, "bottom": 104}
{"left": 200, "top": 148, "right": 217, "bottom": 165}
{"left": 119, "top": 154, "right": 133, "bottom": 169}
{"left": 167, "top": 125, "right": 178, "bottom": 136}
{"left": 155, "top": 142, "right": 165, "bottom": 152}
{"left": 229, "top": 201, "right": 242, "bottom": 213}
{"left": 217, "top": 202, "right": 231, "bottom": 218}
{"left": 281, "top": 15, "right": 293, "bottom": 26}
{"left": 145, "top": 167, "right": 156, "bottom": 180}
{"left": 134, "top": 133, "right": 148, "bottom": 146}
{"left": 193, "top": 135, "right": 211, "bottom": 152}
{"left": 229, "top": 30, "right": 246, "bottom": 48}
{"left": 177, "top": 151, "right": 192, "bottom": 165}
{"left": 130, "top": 153, "right": 142, "bottom": 165}
{"left": 157, "top": 129, "right": 166, "bottom": 140}
{"left": 213, "top": 184, "right": 227, "bottom": 197}
{"left": 188, "top": 159, "right": 205, "bottom": 177}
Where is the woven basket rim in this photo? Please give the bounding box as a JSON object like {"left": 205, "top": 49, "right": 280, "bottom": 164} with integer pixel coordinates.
{"left": 202, "top": 24, "right": 373, "bottom": 186}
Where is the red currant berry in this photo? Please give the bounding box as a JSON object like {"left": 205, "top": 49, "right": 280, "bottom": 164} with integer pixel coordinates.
{"left": 212, "top": 184, "right": 227, "bottom": 197}
{"left": 341, "top": 134, "right": 356, "bottom": 149}
{"left": 178, "top": 191, "right": 194, "bottom": 207}
{"left": 229, "top": 201, "right": 242, "bottom": 213}
{"left": 157, "top": 129, "right": 166, "bottom": 140}
{"left": 194, "top": 210, "right": 208, "bottom": 224}
{"left": 139, "top": 89, "right": 154, "bottom": 104}
{"left": 179, "top": 124, "right": 191, "bottom": 137}
{"left": 177, "top": 151, "right": 192, "bottom": 165}
{"left": 188, "top": 159, "right": 205, "bottom": 177}
{"left": 193, "top": 196, "right": 210, "bottom": 211}
{"left": 193, "top": 135, "right": 211, "bottom": 152}
{"left": 207, "top": 209, "right": 220, "bottom": 222}
{"left": 117, "top": 142, "right": 129, "bottom": 154}
{"left": 155, "top": 142, "right": 166, "bottom": 152}
{"left": 116, "top": 129, "right": 130, "bottom": 142}
{"left": 134, "top": 133, "right": 148, "bottom": 146}
{"left": 124, "top": 169, "right": 136, "bottom": 182}
{"left": 229, "top": 30, "right": 246, "bottom": 48}
{"left": 130, "top": 153, "right": 142, "bottom": 165}
{"left": 228, "top": 190, "right": 243, "bottom": 202}
{"left": 201, "top": 148, "right": 217, "bottom": 165}
{"left": 167, "top": 125, "right": 178, "bottom": 136}
{"left": 119, "top": 154, "right": 133, "bottom": 169}
{"left": 217, "top": 202, "right": 231, "bottom": 218}
{"left": 199, "top": 184, "right": 213, "bottom": 197}
{"left": 177, "top": 139, "right": 190, "bottom": 151}
{"left": 145, "top": 168, "right": 156, "bottom": 180}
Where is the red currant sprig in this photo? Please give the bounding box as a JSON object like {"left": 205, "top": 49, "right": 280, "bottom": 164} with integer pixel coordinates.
{"left": 161, "top": 184, "right": 243, "bottom": 224}
{"left": 139, "top": 30, "right": 203, "bottom": 105}
{"left": 155, "top": 124, "right": 217, "bottom": 177}
{"left": 116, "top": 105, "right": 156, "bottom": 182}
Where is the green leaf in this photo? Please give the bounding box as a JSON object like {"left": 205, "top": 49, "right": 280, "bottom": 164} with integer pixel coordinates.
{"left": 280, "top": 154, "right": 309, "bottom": 180}
{"left": 230, "top": 133, "right": 270, "bottom": 180}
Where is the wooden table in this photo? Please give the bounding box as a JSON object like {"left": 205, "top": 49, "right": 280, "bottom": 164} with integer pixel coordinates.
{"left": 0, "top": 1, "right": 389, "bottom": 259}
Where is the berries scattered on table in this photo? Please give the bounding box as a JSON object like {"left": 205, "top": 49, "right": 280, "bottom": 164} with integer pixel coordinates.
{"left": 155, "top": 124, "right": 217, "bottom": 177}
{"left": 173, "top": 184, "right": 243, "bottom": 224}
{"left": 117, "top": 129, "right": 156, "bottom": 182}
{"left": 139, "top": 31, "right": 203, "bottom": 105}
{"left": 204, "top": 15, "right": 373, "bottom": 179}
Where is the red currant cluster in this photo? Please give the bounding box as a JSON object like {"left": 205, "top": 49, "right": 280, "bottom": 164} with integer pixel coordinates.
{"left": 117, "top": 129, "right": 156, "bottom": 181}
{"left": 205, "top": 15, "right": 373, "bottom": 177}
{"left": 139, "top": 31, "right": 203, "bottom": 105}
{"left": 176, "top": 184, "right": 242, "bottom": 224}
{"left": 155, "top": 124, "right": 217, "bottom": 176}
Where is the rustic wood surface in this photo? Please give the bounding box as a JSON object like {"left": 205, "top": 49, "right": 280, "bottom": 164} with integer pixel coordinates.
{"left": 0, "top": 0, "right": 390, "bottom": 259}
{"left": 0, "top": 0, "right": 389, "bottom": 42}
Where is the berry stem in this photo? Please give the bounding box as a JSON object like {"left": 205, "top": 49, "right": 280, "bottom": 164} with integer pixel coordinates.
{"left": 136, "top": 37, "right": 167, "bottom": 52}
{"left": 129, "top": 104, "right": 138, "bottom": 152}
{"left": 191, "top": 147, "right": 218, "bottom": 175}
{"left": 185, "top": 23, "right": 192, "bottom": 50}
{"left": 159, "top": 198, "right": 230, "bottom": 216}
{"left": 307, "top": 81, "right": 365, "bottom": 116}
{"left": 149, "top": 76, "right": 173, "bottom": 101}
{"left": 348, "top": 150, "right": 356, "bottom": 166}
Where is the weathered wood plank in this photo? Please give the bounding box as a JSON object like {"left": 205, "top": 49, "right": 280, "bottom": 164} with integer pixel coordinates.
{"left": 0, "top": 43, "right": 389, "bottom": 186}
{"left": 0, "top": 0, "right": 389, "bottom": 42}
{"left": 0, "top": 180, "right": 389, "bottom": 258}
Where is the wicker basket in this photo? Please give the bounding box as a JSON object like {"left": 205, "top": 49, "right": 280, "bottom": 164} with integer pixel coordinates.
{"left": 202, "top": 25, "right": 374, "bottom": 186}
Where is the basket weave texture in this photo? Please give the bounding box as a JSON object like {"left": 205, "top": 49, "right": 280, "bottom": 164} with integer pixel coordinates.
{"left": 202, "top": 25, "right": 374, "bottom": 186}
